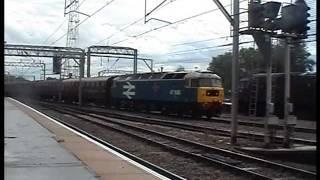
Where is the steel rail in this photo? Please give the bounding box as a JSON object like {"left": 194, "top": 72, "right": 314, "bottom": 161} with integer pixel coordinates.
{"left": 41, "top": 101, "right": 315, "bottom": 146}
{"left": 207, "top": 116, "right": 316, "bottom": 134}
{"left": 44, "top": 104, "right": 274, "bottom": 180}
{"left": 34, "top": 105, "right": 185, "bottom": 180}
{"left": 42, "top": 102, "right": 316, "bottom": 179}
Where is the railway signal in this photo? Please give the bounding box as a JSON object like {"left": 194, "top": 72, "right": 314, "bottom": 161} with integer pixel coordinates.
{"left": 248, "top": 1, "right": 281, "bottom": 29}
{"left": 264, "top": 0, "right": 310, "bottom": 36}
{"left": 292, "top": 0, "right": 311, "bottom": 35}
{"left": 248, "top": 1, "right": 264, "bottom": 28}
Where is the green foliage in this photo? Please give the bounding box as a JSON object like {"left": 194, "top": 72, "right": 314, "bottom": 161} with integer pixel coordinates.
{"left": 207, "top": 41, "right": 314, "bottom": 95}
{"left": 208, "top": 52, "right": 233, "bottom": 95}
{"left": 272, "top": 41, "right": 315, "bottom": 72}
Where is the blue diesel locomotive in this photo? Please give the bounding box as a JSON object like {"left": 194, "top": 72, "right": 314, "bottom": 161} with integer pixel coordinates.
{"left": 5, "top": 71, "right": 224, "bottom": 118}
{"left": 111, "top": 71, "right": 224, "bottom": 118}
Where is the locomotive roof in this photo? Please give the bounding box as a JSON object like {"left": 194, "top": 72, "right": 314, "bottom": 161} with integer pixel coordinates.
{"left": 62, "top": 76, "right": 115, "bottom": 82}
{"left": 184, "top": 71, "right": 221, "bottom": 79}
{"left": 113, "top": 71, "right": 221, "bottom": 81}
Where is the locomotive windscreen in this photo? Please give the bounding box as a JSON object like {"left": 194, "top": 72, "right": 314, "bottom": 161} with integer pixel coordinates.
{"left": 199, "top": 78, "right": 222, "bottom": 87}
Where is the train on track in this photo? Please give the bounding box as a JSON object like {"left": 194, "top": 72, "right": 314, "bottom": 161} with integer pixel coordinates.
{"left": 5, "top": 71, "right": 225, "bottom": 118}
{"left": 238, "top": 72, "right": 316, "bottom": 121}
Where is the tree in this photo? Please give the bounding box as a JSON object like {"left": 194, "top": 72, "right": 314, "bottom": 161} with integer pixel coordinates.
{"left": 272, "top": 40, "right": 315, "bottom": 72}
{"left": 208, "top": 52, "right": 233, "bottom": 97}
{"left": 207, "top": 40, "right": 314, "bottom": 95}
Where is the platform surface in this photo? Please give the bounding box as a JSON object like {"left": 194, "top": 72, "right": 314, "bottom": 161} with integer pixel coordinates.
{"left": 5, "top": 99, "right": 99, "bottom": 180}
{"left": 5, "top": 98, "right": 168, "bottom": 180}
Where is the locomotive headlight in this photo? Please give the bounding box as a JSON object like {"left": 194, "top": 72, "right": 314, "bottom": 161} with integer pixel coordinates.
{"left": 206, "top": 89, "right": 219, "bottom": 96}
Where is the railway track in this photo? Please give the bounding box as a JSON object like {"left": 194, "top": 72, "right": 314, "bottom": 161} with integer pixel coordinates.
{"left": 37, "top": 102, "right": 316, "bottom": 180}
{"left": 206, "top": 116, "right": 316, "bottom": 134}
{"left": 36, "top": 100, "right": 316, "bottom": 146}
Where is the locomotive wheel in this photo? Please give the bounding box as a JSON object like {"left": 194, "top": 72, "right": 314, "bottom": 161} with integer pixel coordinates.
{"left": 114, "top": 101, "right": 120, "bottom": 109}
{"left": 213, "top": 109, "right": 222, "bottom": 117}
{"left": 142, "top": 104, "right": 150, "bottom": 112}
{"left": 175, "top": 106, "right": 183, "bottom": 117}
{"left": 206, "top": 111, "right": 212, "bottom": 119}
{"left": 191, "top": 110, "right": 201, "bottom": 118}
{"left": 161, "top": 106, "right": 169, "bottom": 115}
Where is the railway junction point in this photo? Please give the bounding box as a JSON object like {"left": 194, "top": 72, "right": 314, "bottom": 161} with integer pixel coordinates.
{"left": 4, "top": 97, "right": 171, "bottom": 180}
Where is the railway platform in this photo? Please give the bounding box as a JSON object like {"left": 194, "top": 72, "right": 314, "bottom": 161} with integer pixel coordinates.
{"left": 4, "top": 98, "right": 170, "bottom": 180}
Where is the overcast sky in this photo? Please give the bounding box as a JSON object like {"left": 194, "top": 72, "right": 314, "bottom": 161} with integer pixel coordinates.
{"left": 5, "top": 0, "right": 316, "bottom": 80}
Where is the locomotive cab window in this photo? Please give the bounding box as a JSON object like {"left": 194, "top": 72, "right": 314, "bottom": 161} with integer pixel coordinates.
{"left": 198, "top": 78, "right": 222, "bottom": 87}
{"left": 189, "top": 78, "right": 222, "bottom": 87}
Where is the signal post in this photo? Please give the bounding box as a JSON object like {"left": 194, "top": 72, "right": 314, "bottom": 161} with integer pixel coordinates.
{"left": 242, "top": 0, "right": 311, "bottom": 147}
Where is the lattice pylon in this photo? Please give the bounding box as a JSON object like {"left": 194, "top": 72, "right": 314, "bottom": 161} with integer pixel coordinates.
{"left": 63, "top": 0, "right": 80, "bottom": 79}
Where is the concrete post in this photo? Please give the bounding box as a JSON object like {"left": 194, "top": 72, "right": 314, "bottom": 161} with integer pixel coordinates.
{"left": 264, "top": 34, "right": 272, "bottom": 147}
{"left": 231, "top": 0, "right": 240, "bottom": 145}
{"left": 283, "top": 37, "right": 292, "bottom": 147}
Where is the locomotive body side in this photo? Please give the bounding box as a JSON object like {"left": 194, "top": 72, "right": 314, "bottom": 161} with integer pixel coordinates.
{"left": 111, "top": 78, "right": 197, "bottom": 110}
{"left": 110, "top": 71, "right": 224, "bottom": 117}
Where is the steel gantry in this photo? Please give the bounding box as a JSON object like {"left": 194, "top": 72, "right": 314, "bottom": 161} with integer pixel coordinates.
{"left": 86, "top": 46, "right": 142, "bottom": 77}
{"left": 4, "top": 44, "right": 86, "bottom": 78}
{"left": 4, "top": 61, "right": 46, "bottom": 80}
{"left": 4, "top": 43, "right": 86, "bottom": 106}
